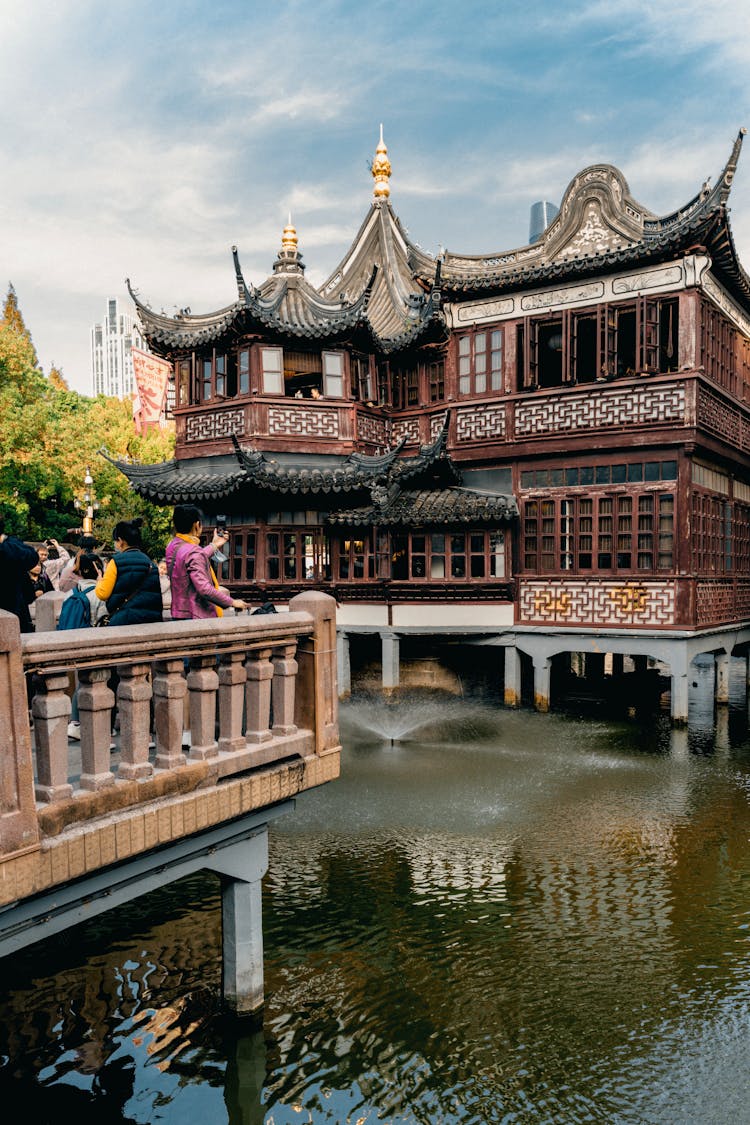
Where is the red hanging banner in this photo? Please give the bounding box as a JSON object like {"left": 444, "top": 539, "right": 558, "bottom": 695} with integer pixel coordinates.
{"left": 132, "top": 347, "right": 171, "bottom": 432}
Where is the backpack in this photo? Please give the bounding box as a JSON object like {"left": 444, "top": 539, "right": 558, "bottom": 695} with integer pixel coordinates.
{"left": 251, "top": 601, "right": 277, "bottom": 615}
{"left": 57, "top": 586, "right": 93, "bottom": 630}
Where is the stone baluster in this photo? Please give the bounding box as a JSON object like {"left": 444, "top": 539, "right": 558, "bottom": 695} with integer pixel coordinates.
{"left": 288, "top": 592, "right": 339, "bottom": 755}
{"left": 271, "top": 643, "right": 298, "bottom": 736}
{"left": 78, "top": 668, "right": 116, "bottom": 791}
{"left": 218, "top": 652, "right": 247, "bottom": 754}
{"left": 187, "top": 655, "right": 219, "bottom": 760}
{"left": 152, "top": 659, "right": 188, "bottom": 770}
{"left": 117, "top": 662, "right": 154, "bottom": 780}
{"left": 33, "top": 671, "right": 74, "bottom": 803}
{"left": 244, "top": 648, "right": 273, "bottom": 745}
{"left": 0, "top": 610, "right": 39, "bottom": 856}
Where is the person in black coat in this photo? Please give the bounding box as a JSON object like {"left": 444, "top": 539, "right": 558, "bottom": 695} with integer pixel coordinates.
{"left": 0, "top": 515, "right": 40, "bottom": 633}
{"left": 94, "top": 518, "right": 162, "bottom": 626}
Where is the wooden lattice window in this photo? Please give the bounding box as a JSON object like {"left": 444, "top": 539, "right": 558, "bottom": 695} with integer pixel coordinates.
{"left": 458, "top": 328, "right": 503, "bottom": 396}
{"left": 700, "top": 298, "right": 737, "bottom": 395}
{"left": 523, "top": 493, "right": 674, "bottom": 574}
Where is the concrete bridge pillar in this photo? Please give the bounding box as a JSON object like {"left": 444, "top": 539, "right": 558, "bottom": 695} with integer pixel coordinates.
{"left": 532, "top": 655, "right": 551, "bottom": 713}
{"left": 504, "top": 647, "right": 522, "bottom": 708}
{"left": 586, "top": 652, "right": 605, "bottom": 680}
{"left": 611, "top": 653, "right": 624, "bottom": 677}
{"left": 337, "top": 632, "right": 351, "bottom": 699}
{"left": 212, "top": 829, "right": 270, "bottom": 1016}
{"left": 382, "top": 632, "right": 400, "bottom": 690}
{"left": 716, "top": 652, "right": 731, "bottom": 705}
{"left": 669, "top": 647, "right": 689, "bottom": 726}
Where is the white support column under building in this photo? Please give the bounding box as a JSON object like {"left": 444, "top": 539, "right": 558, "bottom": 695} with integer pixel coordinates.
{"left": 337, "top": 632, "right": 351, "bottom": 699}
{"left": 381, "top": 632, "right": 400, "bottom": 690}
{"left": 669, "top": 647, "right": 690, "bottom": 726}
{"left": 716, "top": 652, "right": 731, "bottom": 705}
{"left": 504, "top": 647, "right": 522, "bottom": 708}
{"left": 532, "top": 655, "right": 551, "bottom": 713}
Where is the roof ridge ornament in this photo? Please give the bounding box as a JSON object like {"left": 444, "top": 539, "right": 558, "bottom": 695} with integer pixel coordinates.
{"left": 282, "top": 214, "right": 298, "bottom": 253}
{"left": 273, "top": 214, "right": 305, "bottom": 274}
{"left": 372, "top": 124, "right": 391, "bottom": 200}
{"left": 720, "top": 126, "right": 746, "bottom": 196}
{"left": 232, "top": 245, "right": 254, "bottom": 305}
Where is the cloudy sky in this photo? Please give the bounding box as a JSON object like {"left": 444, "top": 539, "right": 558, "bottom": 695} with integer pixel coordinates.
{"left": 3, "top": 0, "right": 750, "bottom": 394}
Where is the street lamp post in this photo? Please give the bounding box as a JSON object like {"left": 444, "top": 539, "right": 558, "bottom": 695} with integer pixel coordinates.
{"left": 74, "top": 466, "right": 99, "bottom": 537}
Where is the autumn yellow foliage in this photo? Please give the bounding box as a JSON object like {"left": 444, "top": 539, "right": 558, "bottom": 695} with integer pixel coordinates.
{"left": 0, "top": 284, "right": 174, "bottom": 555}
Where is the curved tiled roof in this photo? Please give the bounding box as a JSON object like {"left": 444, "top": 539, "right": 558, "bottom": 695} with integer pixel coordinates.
{"left": 229, "top": 416, "right": 459, "bottom": 495}
{"left": 126, "top": 250, "right": 378, "bottom": 352}
{"left": 100, "top": 416, "right": 459, "bottom": 505}
{"left": 126, "top": 129, "right": 749, "bottom": 360}
{"left": 318, "top": 202, "right": 438, "bottom": 340}
{"left": 409, "top": 129, "right": 750, "bottom": 307}
{"left": 127, "top": 213, "right": 444, "bottom": 356}
{"left": 99, "top": 449, "right": 249, "bottom": 503}
{"left": 326, "top": 487, "right": 517, "bottom": 527}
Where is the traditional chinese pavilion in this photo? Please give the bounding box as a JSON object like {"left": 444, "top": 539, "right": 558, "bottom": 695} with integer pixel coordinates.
{"left": 111, "top": 127, "right": 750, "bottom": 721}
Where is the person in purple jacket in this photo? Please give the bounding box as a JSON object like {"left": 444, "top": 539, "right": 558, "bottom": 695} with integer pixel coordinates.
{"left": 166, "top": 505, "right": 247, "bottom": 620}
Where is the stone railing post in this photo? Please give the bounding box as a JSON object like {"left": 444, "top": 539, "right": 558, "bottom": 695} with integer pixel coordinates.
{"left": 218, "top": 652, "right": 247, "bottom": 754}
{"left": 244, "top": 649, "right": 273, "bottom": 744}
{"left": 152, "top": 659, "right": 187, "bottom": 770}
{"left": 34, "top": 590, "right": 66, "bottom": 633}
{"left": 271, "top": 642, "right": 298, "bottom": 736}
{"left": 288, "top": 592, "right": 338, "bottom": 754}
{"left": 187, "top": 655, "right": 219, "bottom": 760}
{"left": 0, "top": 610, "right": 39, "bottom": 855}
{"left": 33, "top": 670, "right": 74, "bottom": 804}
{"left": 78, "top": 668, "right": 116, "bottom": 791}
{"left": 117, "top": 662, "right": 154, "bottom": 780}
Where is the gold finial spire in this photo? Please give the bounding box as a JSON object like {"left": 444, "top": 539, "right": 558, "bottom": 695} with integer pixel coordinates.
{"left": 281, "top": 213, "right": 298, "bottom": 253}
{"left": 372, "top": 123, "right": 391, "bottom": 200}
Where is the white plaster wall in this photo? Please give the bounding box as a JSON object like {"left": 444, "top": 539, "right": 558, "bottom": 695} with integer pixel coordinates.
{"left": 392, "top": 604, "right": 514, "bottom": 628}
{"left": 336, "top": 605, "right": 390, "bottom": 627}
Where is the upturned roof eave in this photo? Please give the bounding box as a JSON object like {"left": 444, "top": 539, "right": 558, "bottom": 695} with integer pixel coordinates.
{"left": 432, "top": 208, "right": 750, "bottom": 309}
{"left": 413, "top": 129, "right": 748, "bottom": 299}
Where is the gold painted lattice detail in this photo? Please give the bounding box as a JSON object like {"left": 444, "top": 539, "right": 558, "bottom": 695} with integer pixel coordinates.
{"left": 521, "top": 580, "right": 674, "bottom": 627}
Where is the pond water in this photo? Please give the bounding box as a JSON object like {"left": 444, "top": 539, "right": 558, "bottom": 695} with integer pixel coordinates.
{"left": 2, "top": 691, "right": 750, "bottom": 1123}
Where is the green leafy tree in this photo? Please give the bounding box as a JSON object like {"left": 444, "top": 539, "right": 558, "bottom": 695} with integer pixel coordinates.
{"left": 0, "top": 284, "right": 175, "bottom": 554}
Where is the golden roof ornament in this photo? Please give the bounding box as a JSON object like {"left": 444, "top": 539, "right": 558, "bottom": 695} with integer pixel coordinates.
{"left": 281, "top": 214, "right": 298, "bottom": 253}
{"left": 372, "top": 124, "right": 391, "bottom": 200}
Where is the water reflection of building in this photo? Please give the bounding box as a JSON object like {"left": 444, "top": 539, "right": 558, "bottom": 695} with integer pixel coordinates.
{"left": 110, "top": 129, "right": 750, "bottom": 723}
{"left": 403, "top": 838, "right": 514, "bottom": 906}
{"left": 0, "top": 877, "right": 222, "bottom": 1096}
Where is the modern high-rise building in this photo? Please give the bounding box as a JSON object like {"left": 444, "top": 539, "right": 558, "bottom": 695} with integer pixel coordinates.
{"left": 90, "top": 297, "right": 145, "bottom": 398}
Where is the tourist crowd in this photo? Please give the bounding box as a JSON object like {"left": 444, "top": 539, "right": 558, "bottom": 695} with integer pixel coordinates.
{"left": 0, "top": 506, "right": 260, "bottom": 744}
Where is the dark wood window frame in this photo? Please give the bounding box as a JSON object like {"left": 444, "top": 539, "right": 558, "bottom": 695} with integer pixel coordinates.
{"left": 333, "top": 528, "right": 509, "bottom": 583}
{"left": 523, "top": 490, "right": 675, "bottom": 575}
{"left": 516, "top": 296, "right": 679, "bottom": 391}
{"left": 457, "top": 327, "right": 503, "bottom": 397}
{"left": 351, "top": 353, "right": 375, "bottom": 402}
{"left": 699, "top": 297, "right": 738, "bottom": 397}
{"left": 225, "top": 526, "right": 328, "bottom": 584}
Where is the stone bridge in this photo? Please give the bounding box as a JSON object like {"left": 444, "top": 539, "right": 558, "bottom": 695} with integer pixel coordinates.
{"left": 0, "top": 591, "right": 340, "bottom": 1014}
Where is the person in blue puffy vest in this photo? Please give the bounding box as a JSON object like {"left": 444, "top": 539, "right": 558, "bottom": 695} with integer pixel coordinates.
{"left": 94, "top": 518, "right": 162, "bottom": 626}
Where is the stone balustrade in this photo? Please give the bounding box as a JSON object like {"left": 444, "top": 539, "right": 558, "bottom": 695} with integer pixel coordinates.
{"left": 0, "top": 592, "right": 340, "bottom": 888}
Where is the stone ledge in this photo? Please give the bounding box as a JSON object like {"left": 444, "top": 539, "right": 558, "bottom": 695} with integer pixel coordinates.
{"left": 0, "top": 748, "right": 340, "bottom": 909}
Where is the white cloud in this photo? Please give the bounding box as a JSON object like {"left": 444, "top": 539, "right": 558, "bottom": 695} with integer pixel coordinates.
{"left": 2, "top": 0, "right": 750, "bottom": 394}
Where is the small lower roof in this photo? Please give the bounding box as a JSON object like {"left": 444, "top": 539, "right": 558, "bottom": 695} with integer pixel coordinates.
{"left": 326, "top": 487, "right": 517, "bottom": 527}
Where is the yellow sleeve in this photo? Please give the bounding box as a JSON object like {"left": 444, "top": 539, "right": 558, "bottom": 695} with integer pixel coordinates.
{"left": 95, "top": 558, "right": 118, "bottom": 601}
